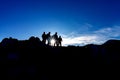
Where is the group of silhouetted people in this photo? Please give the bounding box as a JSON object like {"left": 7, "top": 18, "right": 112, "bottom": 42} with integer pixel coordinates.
{"left": 42, "top": 32, "right": 62, "bottom": 46}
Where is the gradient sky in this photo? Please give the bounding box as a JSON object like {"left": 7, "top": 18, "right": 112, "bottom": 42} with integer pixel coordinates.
{"left": 0, "top": 0, "right": 120, "bottom": 46}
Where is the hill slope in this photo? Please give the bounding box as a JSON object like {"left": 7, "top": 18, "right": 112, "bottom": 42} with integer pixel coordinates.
{"left": 1, "top": 37, "right": 120, "bottom": 79}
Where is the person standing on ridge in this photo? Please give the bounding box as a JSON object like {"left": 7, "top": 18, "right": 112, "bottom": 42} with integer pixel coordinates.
{"left": 58, "top": 36, "right": 62, "bottom": 46}
{"left": 46, "top": 32, "right": 51, "bottom": 45}
{"left": 42, "top": 32, "right": 47, "bottom": 44}
{"left": 52, "top": 32, "right": 58, "bottom": 46}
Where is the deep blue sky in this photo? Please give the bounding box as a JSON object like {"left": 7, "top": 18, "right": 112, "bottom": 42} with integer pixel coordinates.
{"left": 0, "top": 0, "right": 120, "bottom": 44}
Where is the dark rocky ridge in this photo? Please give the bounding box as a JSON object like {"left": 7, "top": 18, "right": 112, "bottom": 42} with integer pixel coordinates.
{"left": 0, "top": 37, "right": 120, "bottom": 79}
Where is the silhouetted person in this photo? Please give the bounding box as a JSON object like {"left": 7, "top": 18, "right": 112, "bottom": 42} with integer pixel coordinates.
{"left": 46, "top": 32, "right": 51, "bottom": 45}
{"left": 52, "top": 32, "right": 58, "bottom": 46}
{"left": 42, "top": 32, "right": 47, "bottom": 44}
{"left": 58, "top": 36, "right": 62, "bottom": 46}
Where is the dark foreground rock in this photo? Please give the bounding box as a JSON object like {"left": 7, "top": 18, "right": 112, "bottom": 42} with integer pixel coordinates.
{"left": 0, "top": 37, "right": 120, "bottom": 79}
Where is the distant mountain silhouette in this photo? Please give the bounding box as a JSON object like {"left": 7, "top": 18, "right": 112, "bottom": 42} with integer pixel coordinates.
{"left": 1, "top": 36, "right": 120, "bottom": 80}
{"left": 103, "top": 39, "right": 120, "bottom": 46}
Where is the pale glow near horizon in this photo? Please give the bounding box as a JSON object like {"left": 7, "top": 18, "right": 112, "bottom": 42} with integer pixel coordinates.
{"left": 51, "top": 38, "right": 55, "bottom": 46}
{"left": 62, "top": 35, "right": 105, "bottom": 46}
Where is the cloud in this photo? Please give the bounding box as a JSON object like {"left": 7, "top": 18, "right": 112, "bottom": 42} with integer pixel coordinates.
{"left": 95, "top": 27, "right": 112, "bottom": 33}
{"left": 62, "top": 34, "right": 105, "bottom": 46}
{"left": 62, "top": 25, "right": 120, "bottom": 46}
{"left": 76, "top": 23, "right": 94, "bottom": 34}
{"left": 94, "top": 26, "right": 120, "bottom": 38}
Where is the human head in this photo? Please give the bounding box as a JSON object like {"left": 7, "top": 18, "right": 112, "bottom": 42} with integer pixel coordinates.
{"left": 55, "top": 32, "right": 57, "bottom": 35}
